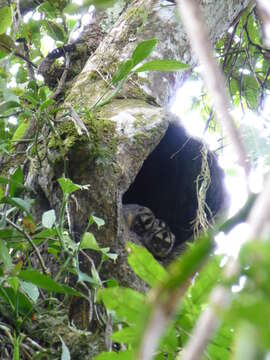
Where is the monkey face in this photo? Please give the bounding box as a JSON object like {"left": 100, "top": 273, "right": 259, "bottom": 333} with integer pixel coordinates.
{"left": 123, "top": 204, "right": 175, "bottom": 258}
{"left": 143, "top": 220, "right": 175, "bottom": 259}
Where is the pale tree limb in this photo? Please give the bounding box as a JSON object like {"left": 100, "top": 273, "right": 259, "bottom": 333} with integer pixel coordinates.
{"left": 179, "top": 173, "right": 270, "bottom": 360}
{"left": 173, "top": 1, "right": 270, "bottom": 359}
{"left": 137, "top": 0, "right": 252, "bottom": 358}
{"left": 176, "top": 0, "right": 250, "bottom": 177}
{"left": 247, "top": 173, "right": 270, "bottom": 238}
{"left": 176, "top": 286, "right": 230, "bottom": 360}
{"left": 137, "top": 0, "right": 270, "bottom": 358}
{"left": 137, "top": 239, "right": 212, "bottom": 360}
{"left": 256, "top": 0, "right": 270, "bottom": 47}
{"left": 137, "top": 1, "right": 268, "bottom": 359}
{"left": 138, "top": 281, "right": 190, "bottom": 360}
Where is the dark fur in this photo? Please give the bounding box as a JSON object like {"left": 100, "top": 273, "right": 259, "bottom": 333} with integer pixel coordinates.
{"left": 123, "top": 122, "right": 226, "bottom": 247}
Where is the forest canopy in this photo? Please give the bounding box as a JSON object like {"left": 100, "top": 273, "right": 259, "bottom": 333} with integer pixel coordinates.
{"left": 1, "top": 0, "right": 270, "bottom": 359}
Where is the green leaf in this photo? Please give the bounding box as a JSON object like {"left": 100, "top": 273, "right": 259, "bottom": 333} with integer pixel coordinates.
{"left": 16, "top": 67, "right": 28, "bottom": 84}
{"left": 97, "top": 287, "right": 146, "bottom": 324}
{"left": 247, "top": 16, "right": 259, "bottom": 44}
{"left": 0, "top": 196, "right": 32, "bottom": 215}
{"left": 127, "top": 242, "right": 167, "bottom": 287}
{"left": 63, "top": 3, "right": 80, "bottom": 14}
{"left": 106, "top": 278, "right": 119, "bottom": 288}
{"left": 27, "top": 80, "right": 38, "bottom": 94}
{"left": 33, "top": 228, "right": 58, "bottom": 239}
{"left": 9, "top": 276, "right": 21, "bottom": 292}
{"left": 159, "top": 325, "right": 178, "bottom": 353}
{"left": 91, "top": 266, "right": 101, "bottom": 285}
{"left": 0, "top": 6, "right": 12, "bottom": 35}
{"left": 230, "top": 78, "right": 239, "bottom": 97}
{"left": 42, "top": 20, "right": 66, "bottom": 42}
{"left": 0, "top": 240, "right": 12, "bottom": 270}
{"left": 2, "top": 88, "right": 18, "bottom": 103}
{"left": 132, "top": 38, "right": 158, "bottom": 66}
{"left": 20, "top": 281, "right": 39, "bottom": 302}
{"left": 12, "top": 122, "right": 29, "bottom": 142}
{"left": 0, "top": 33, "right": 14, "bottom": 58}
{"left": 9, "top": 167, "right": 24, "bottom": 197}
{"left": 77, "top": 269, "right": 98, "bottom": 285}
{"left": 112, "top": 327, "right": 137, "bottom": 344}
{"left": 58, "top": 178, "right": 81, "bottom": 195}
{"left": 0, "top": 286, "right": 14, "bottom": 311}
{"left": 135, "top": 59, "right": 190, "bottom": 73}
{"left": 40, "top": 98, "right": 54, "bottom": 111}
{"left": 206, "top": 322, "right": 234, "bottom": 360}
{"left": 112, "top": 59, "right": 134, "bottom": 85}
{"left": 102, "top": 250, "right": 118, "bottom": 261}
{"left": 38, "top": 2, "right": 58, "bottom": 18}
{"left": 228, "top": 294, "right": 270, "bottom": 349}
{"left": 19, "top": 20, "right": 40, "bottom": 47}
{"left": 13, "top": 335, "right": 21, "bottom": 360}
{"left": 18, "top": 270, "right": 82, "bottom": 296}
{"left": 80, "top": 233, "right": 117, "bottom": 261}
{"left": 0, "top": 67, "right": 7, "bottom": 78}
{"left": 80, "top": 232, "right": 100, "bottom": 251}
{"left": 0, "top": 228, "right": 23, "bottom": 241}
{"left": 0, "top": 100, "right": 20, "bottom": 114}
{"left": 92, "top": 0, "right": 117, "bottom": 8}
{"left": 165, "top": 234, "right": 213, "bottom": 291}
{"left": 60, "top": 336, "right": 71, "bottom": 360}
{"left": 42, "top": 209, "right": 56, "bottom": 229}
{"left": 89, "top": 214, "right": 105, "bottom": 229}
{"left": 0, "top": 176, "right": 9, "bottom": 185}
{"left": 22, "top": 93, "right": 39, "bottom": 106}
{"left": 0, "top": 286, "right": 34, "bottom": 315}
{"left": 38, "top": 86, "right": 49, "bottom": 102}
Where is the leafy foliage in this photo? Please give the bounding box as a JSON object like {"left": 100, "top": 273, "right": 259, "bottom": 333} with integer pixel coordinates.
{"left": 0, "top": 167, "right": 114, "bottom": 357}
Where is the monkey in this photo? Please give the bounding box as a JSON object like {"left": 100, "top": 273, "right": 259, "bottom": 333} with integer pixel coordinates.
{"left": 123, "top": 121, "right": 227, "bottom": 254}
{"left": 123, "top": 204, "right": 175, "bottom": 258}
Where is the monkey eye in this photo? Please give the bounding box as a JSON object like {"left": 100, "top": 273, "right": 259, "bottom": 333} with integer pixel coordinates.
{"left": 143, "top": 216, "right": 154, "bottom": 227}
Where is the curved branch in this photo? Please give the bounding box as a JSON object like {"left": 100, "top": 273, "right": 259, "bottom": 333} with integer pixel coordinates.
{"left": 177, "top": 0, "right": 250, "bottom": 176}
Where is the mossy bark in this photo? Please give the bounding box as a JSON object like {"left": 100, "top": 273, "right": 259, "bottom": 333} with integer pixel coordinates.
{"left": 26, "top": 0, "right": 249, "bottom": 286}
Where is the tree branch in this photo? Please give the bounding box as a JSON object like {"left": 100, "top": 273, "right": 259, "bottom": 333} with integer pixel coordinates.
{"left": 172, "top": 3, "right": 270, "bottom": 358}
{"left": 176, "top": 0, "right": 250, "bottom": 176}
{"left": 256, "top": 0, "right": 270, "bottom": 47}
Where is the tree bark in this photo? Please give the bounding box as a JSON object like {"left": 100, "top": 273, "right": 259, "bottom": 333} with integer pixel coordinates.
{"left": 32, "top": 0, "right": 248, "bottom": 283}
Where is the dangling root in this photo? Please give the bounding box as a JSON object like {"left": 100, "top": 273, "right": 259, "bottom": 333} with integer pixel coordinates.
{"left": 192, "top": 144, "right": 213, "bottom": 238}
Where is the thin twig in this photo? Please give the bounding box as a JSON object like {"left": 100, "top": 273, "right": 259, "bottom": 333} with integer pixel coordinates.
{"left": 14, "top": 51, "right": 37, "bottom": 69}
{"left": 6, "top": 218, "right": 48, "bottom": 275}
{"left": 252, "top": 0, "right": 270, "bottom": 47}
{"left": 52, "top": 52, "right": 71, "bottom": 100}
{"left": 65, "top": 104, "right": 90, "bottom": 138}
{"left": 176, "top": 0, "right": 250, "bottom": 176}
{"left": 22, "top": 40, "right": 35, "bottom": 81}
